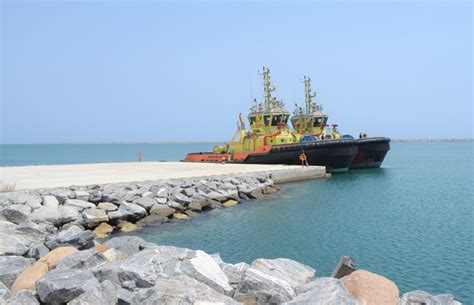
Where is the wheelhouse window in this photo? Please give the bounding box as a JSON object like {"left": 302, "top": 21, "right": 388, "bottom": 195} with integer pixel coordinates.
{"left": 264, "top": 115, "right": 271, "bottom": 126}
{"left": 271, "top": 114, "right": 289, "bottom": 126}
{"left": 248, "top": 115, "right": 256, "bottom": 125}
{"left": 313, "top": 117, "right": 324, "bottom": 127}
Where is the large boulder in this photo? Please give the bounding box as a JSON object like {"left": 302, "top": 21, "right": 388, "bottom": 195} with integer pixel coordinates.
{"left": 234, "top": 258, "right": 315, "bottom": 304}
{"left": 46, "top": 225, "right": 95, "bottom": 250}
{"left": 341, "top": 270, "right": 399, "bottom": 305}
{"left": 65, "top": 199, "right": 96, "bottom": 211}
{"left": 68, "top": 280, "right": 118, "bottom": 305}
{"left": 399, "top": 290, "right": 461, "bottom": 305}
{"left": 49, "top": 189, "right": 75, "bottom": 204}
{"left": 36, "top": 269, "right": 100, "bottom": 305}
{"left": 57, "top": 205, "right": 81, "bottom": 225}
{"left": 118, "top": 202, "right": 147, "bottom": 222}
{"left": 0, "top": 232, "right": 29, "bottom": 256}
{"left": 0, "top": 205, "right": 31, "bottom": 224}
{"left": 133, "top": 197, "right": 156, "bottom": 211}
{"left": 180, "top": 249, "right": 234, "bottom": 295}
{"left": 104, "top": 236, "right": 157, "bottom": 257}
{"left": 29, "top": 206, "right": 61, "bottom": 225}
{"left": 0, "top": 256, "right": 32, "bottom": 288}
{"left": 42, "top": 196, "right": 60, "bottom": 209}
{"left": 131, "top": 275, "right": 241, "bottom": 305}
{"left": 56, "top": 248, "right": 108, "bottom": 271}
{"left": 6, "top": 290, "right": 40, "bottom": 305}
{"left": 0, "top": 281, "right": 11, "bottom": 301}
{"left": 38, "top": 246, "right": 79, "bottom": 269}
{"left": 136, "top": 214, "right": 169, "bottom": 227}
{"left": 83, "top": 208, "right": 109, "bottom": 226}
{"left": 74, "top": 190, "right": 91, "bottom": 201}
{"left": 97, "top": 202, "right": 117, "bottom": 211}
{"left": 11, "top": 261, "right": 49, "bottom": 293}
{"left": 283, "top": 277, "right": 358, "bottom": 305}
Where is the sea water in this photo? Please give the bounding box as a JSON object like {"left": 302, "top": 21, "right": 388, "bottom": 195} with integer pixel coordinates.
{"left": 1, "top": 142, "right": 473, "bottom": 303}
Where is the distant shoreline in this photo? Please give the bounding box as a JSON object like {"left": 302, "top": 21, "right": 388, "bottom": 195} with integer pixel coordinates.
{"left": 391, "top": 138, "right": 473, "bottom": 143}
{"left": 1, "top": 138, "right": 472, "bottom": 145}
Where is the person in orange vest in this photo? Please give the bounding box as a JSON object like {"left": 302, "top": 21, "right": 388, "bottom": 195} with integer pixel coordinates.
{"left": 220, "top": 156, "right": 226, "bottom": 164}
{"left": 299, "top": 152, "right": 307, "bottom": 167}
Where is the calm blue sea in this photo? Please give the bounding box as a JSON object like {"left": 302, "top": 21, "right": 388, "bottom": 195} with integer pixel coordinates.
{"left": 1, "top": 142, "right": 473, "bottom": 303}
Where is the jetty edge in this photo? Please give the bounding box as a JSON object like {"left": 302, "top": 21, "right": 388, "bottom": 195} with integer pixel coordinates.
{"left": 0, "top": 168, "right": 461, "bottom": 304}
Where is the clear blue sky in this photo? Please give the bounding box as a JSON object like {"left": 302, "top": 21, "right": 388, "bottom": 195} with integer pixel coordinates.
{"left": 1, "top": 1, "right": 472, "bottom": 143}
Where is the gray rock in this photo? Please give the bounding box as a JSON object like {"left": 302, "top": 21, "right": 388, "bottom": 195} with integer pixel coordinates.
{"left": 7, "top": 290, "right": 40, "bottom": 305}
{"left": 57, "top": 205, "right": 81, "bottom": 225}
{"left": 283, "top": 277, "right": 358, "bottom": 305}
{"left": 165, "top": 200, "right": 184, "bottom": 211}
{"left": 182, "top": 188, "right": 195, "bottom": 198}
{"left": 68, "top": 280, "right": 118, "bottom": 305}
{"left": 83, "top": 208, "right": 109, "bottom": 225}
{"left": 29, "top": 206, "right": 61, "bottom": 225}
{"left": 75, "top": 190, "right": 91, "bottom": 201}
{"left": 222, "top": 262, "right": 249, "bottom": 288}
{"left": 206, "top": 191, "right": 227, "bottom": 202}
{"left": 25, "top": 195, "right": 42, "bottom": 209}
{"left": 155, "top": 187, "right": 169, "bottom": 198}
{"left": 65, "top": 199, "right": 96, "bottom": 211}
{"left": 251, "top": 258, "right": 316, "bottom": 289}
{"left": 98, "top": 202, "right": 118, "bottom": 211}
{"left": 118, "top": 202, "right": 147, "bottom": 222}
{"left": 107, "top": 210, "right": 123, "bottom": 224}
{"left": 0, "top": 281, "right": 11, "bottom": 301}
{"left": 0, "top": 220, "right": 17, "bottom": 232}
{"left": 104, "top": 236, "right": 157, "bottom": 257}
{"left": 188, "top": 201, "right": 203, "bottom": 212}
{"left": 42, "top": 195, "right": 60, "bottom": 209}
{"left": 47, "top": 225, "right": 95, "bottom": 250}
{"left": 0, "top": 232, "right": 28, "bottom": 256}
{"left": 234, "top": 258, "right": 315, "bottom": 304}
{"left": 117, "top": 288, "right": 134, "bottom": 305}
{"left": 27, "top": 242, "right": 50, "bottom": 260}
{"left": 56, "top": 249, "right": 108, "bottom": 271}
{"left": 149, "top": 204, "right": 175, "bottom": 218}
{"left": 0, "top": 256, "right": 32, "bottom": 288}
{"left": 113, "top": 247, "right": 193, "bottom": 287}
{"left": 88, "top": 191, "right": 103, "bottom": 203}
{"left": 0, "top": 205, "right": 31, "bottom": 224}
{"left": 131, "top": 275, "right": 240, "bottom": 305}
{"left": 399, "top": 290, "right": 460, "bottom": 305}
{"left": 49, "top": 189, "right": 75, "bottom": 204}
{"left": 36, "top": 269, "right": 100, "bottom": 305}
{"left": 132, "top": 197, "right": 156, "bottom": 211}
{"left": 136, "top": 214, "right": 168, "bottom": 227}
{"left": 141, "top": 191, "right": 154, "bottom": 198}
{"left": 171, "top": 192, "right": 192, "bottom": 205}
{"left": 249, "top": 188, "right": 265, "bottom": 199}
{"left": 155, "top": 197, "right": 167, "bottom": 204}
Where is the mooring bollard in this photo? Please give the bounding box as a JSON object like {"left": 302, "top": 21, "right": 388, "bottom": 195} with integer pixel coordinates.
{"left": 331, "top": 256, "right": 356, "bottom": 279}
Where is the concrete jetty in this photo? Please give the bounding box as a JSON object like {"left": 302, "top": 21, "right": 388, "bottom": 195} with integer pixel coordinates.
{"left": 0, "top": 162, "right": 326, "bottom": 190}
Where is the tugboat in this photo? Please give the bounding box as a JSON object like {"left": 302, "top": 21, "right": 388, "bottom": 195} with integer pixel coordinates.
{"left": 290, "top": 76, "right": 390, "bottom": 169}
{"left": 184, "top": 67, "right": 358, "bottom": 172}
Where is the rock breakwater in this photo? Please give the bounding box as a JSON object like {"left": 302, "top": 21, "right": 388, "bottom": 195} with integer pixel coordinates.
{"left": 0, "top": 172, "right": 462, "bottom": 304}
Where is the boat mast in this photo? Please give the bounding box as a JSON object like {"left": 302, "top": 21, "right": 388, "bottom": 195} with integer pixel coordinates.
{"left": 302, "top": 76, "right": 316, "bottom": 115}
{"left": 259, "top": 67, "right": 275, "bottom": 111}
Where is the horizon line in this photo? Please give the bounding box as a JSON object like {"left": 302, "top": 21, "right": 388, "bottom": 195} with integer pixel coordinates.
{"left": 0, "top": 138, "right": 473, "bottom": 145}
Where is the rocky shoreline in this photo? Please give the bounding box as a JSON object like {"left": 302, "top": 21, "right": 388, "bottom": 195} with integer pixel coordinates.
{"left": 0, "top": 173, "right": 462, "bottom": 304}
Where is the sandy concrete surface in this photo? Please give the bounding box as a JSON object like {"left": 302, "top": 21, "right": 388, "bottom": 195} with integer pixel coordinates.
{"left": 0, "top": 162, "right": 323, "bottom": 190}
